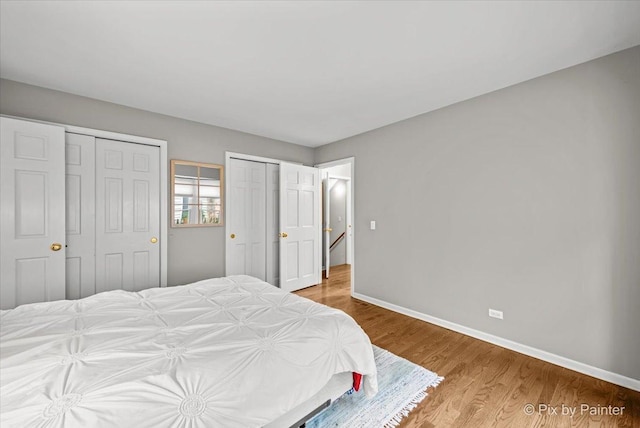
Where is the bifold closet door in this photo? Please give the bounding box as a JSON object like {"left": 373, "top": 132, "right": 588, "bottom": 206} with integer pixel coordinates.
{"left": 95, "top": 139, "right": 160, "bottom": 292}
{"left": 226, "top": 158, "right": 266, "bottom": 280}
{"left": 0, "top": 117, "right": 66, "bottom": 309}
{"left": 65, "top": 133, "right": 96, "bottom": 299}
{"left": 265, "top": 163, "right": 280, "bottom": 286}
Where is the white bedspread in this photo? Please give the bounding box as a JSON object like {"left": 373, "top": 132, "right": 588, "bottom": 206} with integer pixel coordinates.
{"left": 0, "top": 275, "right": 377, "bottom": 428}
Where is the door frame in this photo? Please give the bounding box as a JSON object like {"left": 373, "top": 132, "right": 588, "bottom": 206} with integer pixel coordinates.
{"left": 0, "top": 114, "right": 169, "bottom": 287}
{"left": 315, "top": 157, "right": 355, "bottom": 296}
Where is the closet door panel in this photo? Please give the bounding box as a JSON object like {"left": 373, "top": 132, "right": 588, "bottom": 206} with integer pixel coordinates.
{"left": 0, "top": 117, "right": 66, "bottom": 309}
{"left": 65, "top": 133, "right": 96, "bottom": 299}
{"left": 226, "top": 159, "right": 266, "bottom": 280}
{"left": 265, "top": 164, "right": 280, "bottom": 286}
{"left": 95, "top": 139, "right": 160, "bottom": 293}
{"left": 226, "top": 159, "right": 248, "bottom": 276}
{"left": 248, "top": 174, "right": 266, "bottom": 279}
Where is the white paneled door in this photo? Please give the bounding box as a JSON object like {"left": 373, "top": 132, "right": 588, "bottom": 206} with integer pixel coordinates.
{"left": 95, "top": 139, "right": 160, "bottom": 292}
{"left": 265, "top": 163, "right": 280, "bottom": 286}
{"left": 279, "top": 162, "right": 321, "bottom": 292}
{"left": 65, "top": 133, "right": 96, "bottom": 299}
{"left": 0, "top": 117, "right": 66, "bottom": 309}
{"left": 226, "top": 158, "right": 267, "bottom": 280}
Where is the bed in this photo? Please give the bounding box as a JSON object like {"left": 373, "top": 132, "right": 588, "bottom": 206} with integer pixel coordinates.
{"left": 0, "top": 275, "right": 378, "bottom": 427}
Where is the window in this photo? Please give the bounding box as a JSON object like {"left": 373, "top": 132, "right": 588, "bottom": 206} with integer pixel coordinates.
{"left": 171, "top": 160, "right": 224, "bottom": 227}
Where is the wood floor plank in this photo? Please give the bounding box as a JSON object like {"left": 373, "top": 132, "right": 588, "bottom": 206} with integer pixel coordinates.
{"left": 296, "top": 265, "right": 640, "bottom": 427}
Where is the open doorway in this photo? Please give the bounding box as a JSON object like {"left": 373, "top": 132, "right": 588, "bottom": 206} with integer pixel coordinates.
{"left": 326, "top": 178, "right": 349, "bottom": 266}
{"left": 316, "top": 157, "right": 355, "bottom": 296}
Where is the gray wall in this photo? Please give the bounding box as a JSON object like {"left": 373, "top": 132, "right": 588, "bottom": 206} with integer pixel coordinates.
{"left": 0, "top": 78, "right": 314, "bottom": 286}
{"left": 315, "top": 46, "right": 640, "bottom": 380}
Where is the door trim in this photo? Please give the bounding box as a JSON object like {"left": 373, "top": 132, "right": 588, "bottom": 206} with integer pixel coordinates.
{"left": 315, "top": 157, "right": 355, "bottom": 297}
{"left": 0, "top": 115, "right": 168, "bottom": 288}
{"left": 225, "top": 151, "right": 283, "bottom": 166}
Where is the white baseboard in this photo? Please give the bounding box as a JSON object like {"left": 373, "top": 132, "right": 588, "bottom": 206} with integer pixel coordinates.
{"left": 352, "top": 292, "right": 640, "bottom": 392}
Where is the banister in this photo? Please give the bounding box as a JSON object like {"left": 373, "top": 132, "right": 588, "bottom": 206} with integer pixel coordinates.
{"left": 330, "top": 232, "right": 346, "bottom": 250}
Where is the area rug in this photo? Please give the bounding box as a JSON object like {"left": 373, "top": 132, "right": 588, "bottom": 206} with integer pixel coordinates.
{"left": 306, "top": 345, "right": 443, "bottom": 428}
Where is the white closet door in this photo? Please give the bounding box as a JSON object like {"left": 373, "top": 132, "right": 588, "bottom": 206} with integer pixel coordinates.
{"left": 265, "top": 163, "right": 280, "bottom": 286}
{"left": 226, "top": 158, "right": 266, "bottom": 280}
{"left": 0, "top": 117, "right": 66, "bottom": 309}
{"left": 65, "top": 133, "right": 96, "bottom": 299}
{"left": 279, "top": 162, "right": 321, "bottom": 292}
{"left": 95, "top": 139, "right": 160, "bottom": 292}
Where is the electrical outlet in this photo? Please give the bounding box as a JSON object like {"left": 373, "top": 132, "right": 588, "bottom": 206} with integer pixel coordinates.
{"left": 488, "top": 309, "right": 503, "bottom": 320}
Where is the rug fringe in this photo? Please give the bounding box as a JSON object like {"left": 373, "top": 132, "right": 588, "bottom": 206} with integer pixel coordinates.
{"left": 305, "top": 346, "right": 445, "bottom": 428}
{"left": 383, "top": 376, "right": 444, "bottom": 428}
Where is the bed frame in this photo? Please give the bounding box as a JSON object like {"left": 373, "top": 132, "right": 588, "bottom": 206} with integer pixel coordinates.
{"left": 264, "top": 372, "right": 352, "bottom": 427}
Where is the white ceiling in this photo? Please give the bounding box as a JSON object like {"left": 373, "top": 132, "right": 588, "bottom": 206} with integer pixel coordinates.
{"left": 1, "top": 1, "right": 639, "bottom": 147}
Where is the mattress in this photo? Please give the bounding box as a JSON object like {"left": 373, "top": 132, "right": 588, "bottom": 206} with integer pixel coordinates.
{"left": 0, "top": 275, "right": 378, "bottom": 428}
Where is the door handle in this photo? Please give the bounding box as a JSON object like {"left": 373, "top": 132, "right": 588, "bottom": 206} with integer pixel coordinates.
{"left": 279, "top": 232, "right": 288, "bottom": 238}
{"left": 323, "top": 228, "right": 333, "bottom": 232}
{"left": 150, "top": 237, "right": 158, "bottom": 244}
{"left": 50, "top": 243, "right": 63, "bottom": 251}
{"left": 230, "top": 233, "right": 236, "bottom": 239}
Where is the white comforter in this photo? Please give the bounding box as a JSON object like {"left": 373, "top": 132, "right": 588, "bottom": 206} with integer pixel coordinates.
{"left": 0, "top": 275, "right": 377, "bottom": 428}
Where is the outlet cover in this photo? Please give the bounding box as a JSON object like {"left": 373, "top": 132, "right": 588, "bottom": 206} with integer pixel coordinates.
{"left": 489, "top": 309, "right": 503, "bottom": 320}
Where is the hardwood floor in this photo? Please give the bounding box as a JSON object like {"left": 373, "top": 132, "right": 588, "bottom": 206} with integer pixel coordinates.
{"left": 296, "top": 265, "right": 640, "bottom": 427}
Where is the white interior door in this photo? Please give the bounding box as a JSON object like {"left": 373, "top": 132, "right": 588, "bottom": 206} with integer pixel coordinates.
{"left": 95, "top": 139, "right": 160, "bottom": 292}
{"left": 323, "top": 175, "right": 331, "bottom": 279}
{"left": 65, "top": 133, "right": 96, "bottom": 299}
{"left": 226, "top": 158, "right": 266, "bottom": 280}
{"left": 0, "top": 117, "right": 66, "bottom": 309}
{"left": 265, "top": 163, "right": 280, "bottom": 286}
{"left": 279, "top": 162, "right": 321, "bottom": 292}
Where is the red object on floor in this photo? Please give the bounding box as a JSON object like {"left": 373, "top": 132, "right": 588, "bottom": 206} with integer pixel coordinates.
{"left": 352, "top": 372, "right": 362, "bottom": 391}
